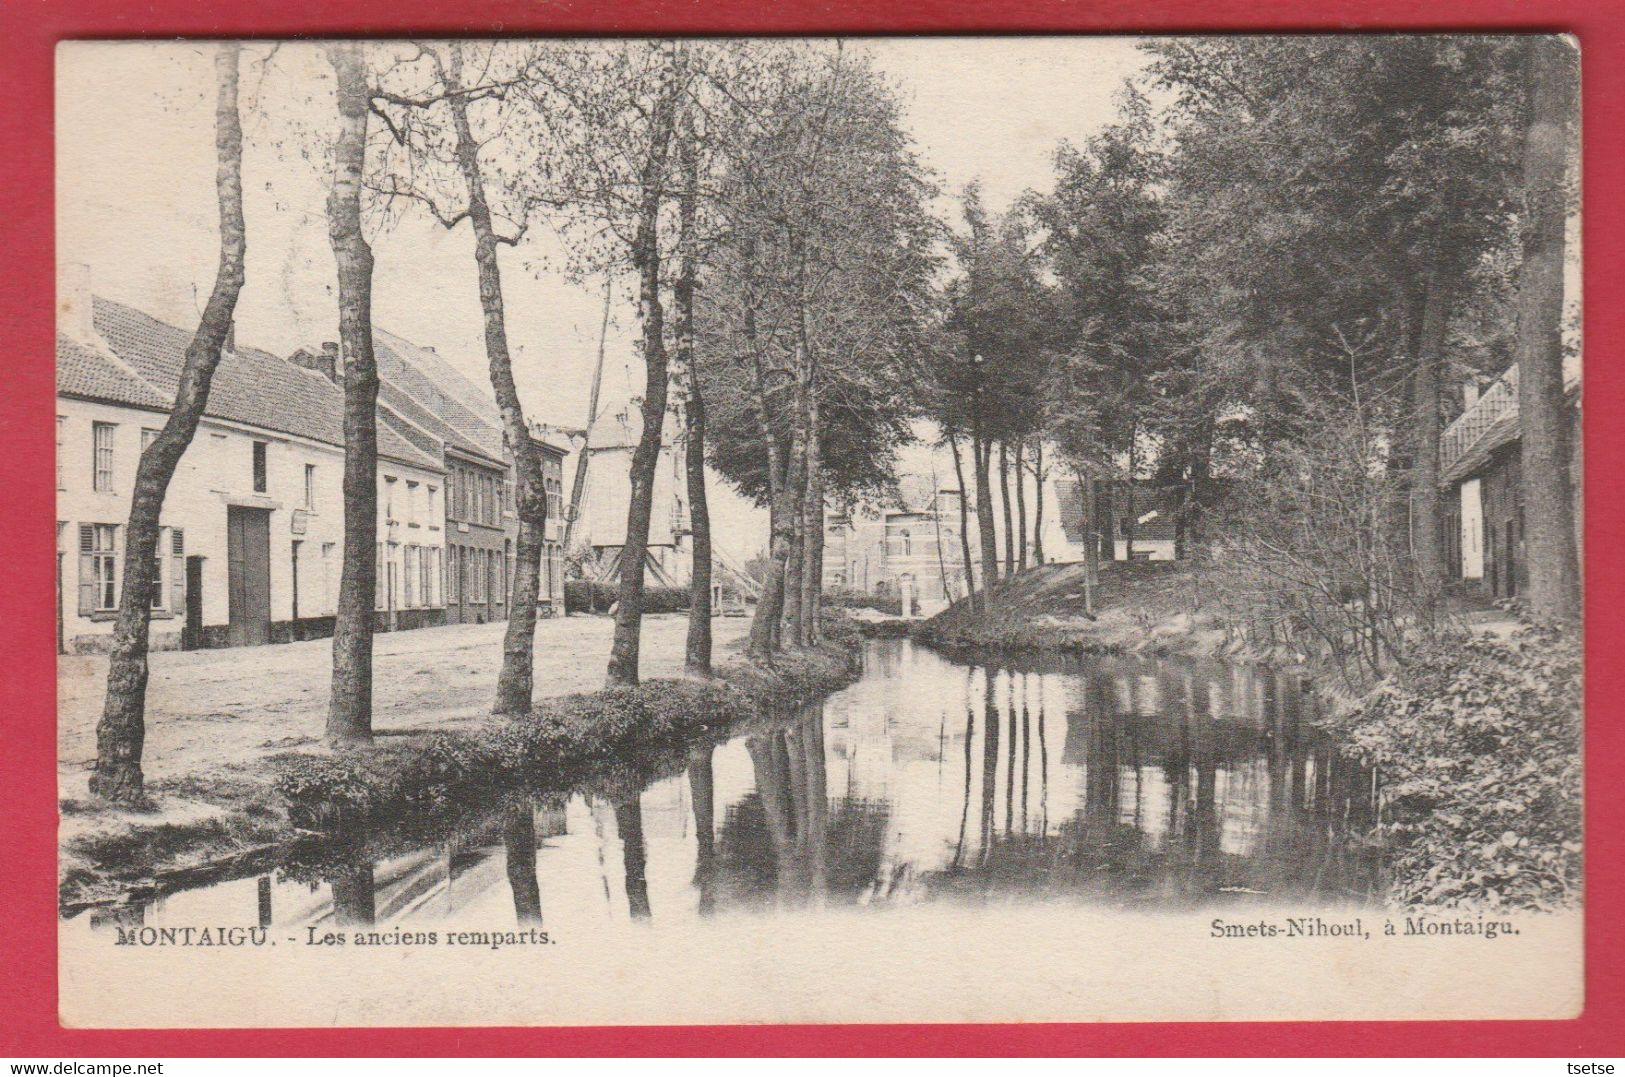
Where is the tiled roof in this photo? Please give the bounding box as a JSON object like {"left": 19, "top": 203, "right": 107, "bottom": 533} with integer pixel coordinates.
{"left": 374, "top": 331, "right": 506, "bottom": 461}
{"left": 58, "top": 296, "right": 442, "bottom": 473}
{"left": 378, "top": 380, "right": 503, "bottom": 468}
{"left": 56, "top": 334, "right": 170, "bottom": 411}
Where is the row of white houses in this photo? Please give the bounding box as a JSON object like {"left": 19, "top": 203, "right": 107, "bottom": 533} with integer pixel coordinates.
{"left": 56, "top": 290, "right": 566, "bottom": 654}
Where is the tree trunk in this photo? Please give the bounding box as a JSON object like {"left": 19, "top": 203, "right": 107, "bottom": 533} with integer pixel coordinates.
{"left": 800, "top": 394, "right": 823, "bottom": 644}
{"left": 972, "top": 426, "right": 1000, "bottom": 599}
{"left": 606, "top": 77, "right": 678, "bottom": 687}
{"left": 90, "top": 44, "right": 247, "bottom": 803}
{"left": 440, "top": 45, "right": 547, "bottom": 714}
{"left": 1082, "top": 466, "right": 1099, "bottom": 614}
{"left": 947, "top": 428, "right": 978, "bottom": 612}
{"left": 1410, "top": 261, "right": 1451, "bottom": 604}
{"left": 1516, "top": 36, "right": 1582, "bottom": 624}
{"left": 781, "top": 417, "right": 806, "bottom": 646}
{"left": 743, "top": 240, "right": 789, "bottom": 660}
{"left": 674, "top": 141, "right": 712, "bottom": 675}
{"left": 998, "top": 440, "right": 1015, "bottom": 577}
{"left": 1031, "top": 440, "right": 1045, "bottom": 566}
{"left": 325, "top": 43, "right": 380, "bottom": 746}
{"left": 1014, "top": 440, "right": 1028, "bottom": 571}
{"left": 1123, "top": 430, "right": 1138, "bottom": 562}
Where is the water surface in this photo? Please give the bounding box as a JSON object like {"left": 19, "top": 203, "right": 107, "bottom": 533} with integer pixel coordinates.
{"left": 72, "top": 639, "right": 1381, "bottom": 936}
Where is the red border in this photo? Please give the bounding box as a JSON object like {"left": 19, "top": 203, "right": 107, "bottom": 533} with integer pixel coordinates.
{"left": 2, "top": 0, "right": 1620, "bottom": 1057}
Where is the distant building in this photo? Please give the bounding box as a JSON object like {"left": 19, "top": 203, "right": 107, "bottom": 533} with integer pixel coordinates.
{"left": 1438, "top": 365, "right": 1582, "bottom": 601}
{"left": 824, "top": 477, "right": 978, "bottom": 617}
{"left": 57, "top": 296, "right": 446, "bottom": 654}
{"left": 570, "top": 405, "right": 694, "bottom": 588}
{"left": 1053, "top": 479, "right": 1182, "bottom": 563}
{"left": 294, "top": 332, "right": 571, "bottom": 623}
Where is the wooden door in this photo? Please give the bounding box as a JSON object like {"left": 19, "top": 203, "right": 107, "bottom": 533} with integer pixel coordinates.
{"left": 227, "top": 506, "right": 272, "bottom": 646}
{"left": 184, "top": 556, "right": 204, "bottom": 649}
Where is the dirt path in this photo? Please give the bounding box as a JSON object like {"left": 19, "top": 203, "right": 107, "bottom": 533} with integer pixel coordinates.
{"left": 59, "top": 613, "right": 752, "bottom": 803}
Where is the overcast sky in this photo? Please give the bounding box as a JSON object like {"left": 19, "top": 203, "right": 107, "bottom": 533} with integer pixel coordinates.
{"left": 57, "top": 37, "right": 1148, "bottom": 435}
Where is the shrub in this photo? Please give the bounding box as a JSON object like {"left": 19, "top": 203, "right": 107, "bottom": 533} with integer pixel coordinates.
{"left": 1327, "top": 626, "right": 1582, "bottom": 910}
{"left": 824, "top": 588, "right": 902, "bottom": 617}
{"left": 271, "top": 636, "right": 861, "bottom": 832}
{"left": 564, "top": 580, "right": 691, "bottom": 615}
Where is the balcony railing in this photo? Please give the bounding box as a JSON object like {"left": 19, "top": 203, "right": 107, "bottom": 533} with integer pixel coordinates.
{"left": 1440, "top": 369, "right": 1517, "bottom": 479}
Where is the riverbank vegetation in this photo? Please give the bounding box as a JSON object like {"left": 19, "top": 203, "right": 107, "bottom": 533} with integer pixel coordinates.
{"left": 61, "top": 619, "right": 860, "bottom": 910}
{"left": 1327, "top": 627, "right": 1582, "bottom": 910}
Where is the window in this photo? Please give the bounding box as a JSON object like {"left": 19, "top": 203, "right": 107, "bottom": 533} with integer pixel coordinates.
{"left": 304, "top": 464, "right": 317, "bottom": 511}
{"left": 150, "top": 530, "right": 166, "bottom": 610}
{"left": 495, "top": 548, "right": 506, "bottom": 606}
{"left": 252, "top": 441, "right": 268, "bottom": 493}
{"left": 546, "top": 477, "right": 563, "bottom": 520}
{"left": 1119, "top": 517, "right": 1131, "bottom": 538}
{"left": 375, "top": 542, "right": 386, "bottom": 610}
{"left": 427, "top": 485, "right": 439, "bottom": 529}
{"left": 406, "top": 481, "right": 419, "bottom": 526}
{"left": 141, "top": 428, "right": 160, "bottom": 454}
{"left": 79, "top": 523, "right": 118, "bottom": 612}
{"left": 403, "top": 545, "right": 417, "bottom": 607}
{"left": 385, "top": 476, "right": 397, "bottom": 522}
{"left": 56, "top": 416, "right": 65, "bottom": 490}
{"left": 92, "top": 422, "right": 115, "bottom": 492}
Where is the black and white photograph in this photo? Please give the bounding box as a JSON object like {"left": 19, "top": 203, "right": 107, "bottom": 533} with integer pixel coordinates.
{"left": 54, "top": 35, "right": 1582, "bottom": 1027}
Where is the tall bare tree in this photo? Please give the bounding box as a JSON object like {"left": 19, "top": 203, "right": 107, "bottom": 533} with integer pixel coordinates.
{"left": 90, "top": 44, "right": 248, "bottom": 802}
{"left": 367, "top": 42, "right": 550, "bottom": 714}
{"left": 325, "top": 42, "right": 381, "bottom": 744}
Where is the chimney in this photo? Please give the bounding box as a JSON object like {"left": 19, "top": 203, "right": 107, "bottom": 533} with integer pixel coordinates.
{"left": 58, "top": 262, "right": 93, "bottom": 342}
{"left": 319, "top": 341, "right": 340, "bottom": 383}
{"left": 1463, "top": 378, "right": 1481, "bottom": 410}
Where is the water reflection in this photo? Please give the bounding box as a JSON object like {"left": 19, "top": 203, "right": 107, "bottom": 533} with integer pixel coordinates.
{"left": 70, "top": 640, "right": 1380, "bottom": 938}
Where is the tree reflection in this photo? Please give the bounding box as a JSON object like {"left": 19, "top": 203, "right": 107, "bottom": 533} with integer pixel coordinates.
{"left": 502, "top": 802, "right": 543, "bottom": 926}
{"left": 613, "top": 795, "right": 652, "bottom": 920}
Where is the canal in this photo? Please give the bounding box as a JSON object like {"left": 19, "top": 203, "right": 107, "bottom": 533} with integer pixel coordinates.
{"left": 68, "top": 638, "right": 1381, "bottom": 936}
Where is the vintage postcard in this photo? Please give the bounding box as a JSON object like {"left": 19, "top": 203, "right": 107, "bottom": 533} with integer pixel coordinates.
{"left": 54, "top": 35, "right": 1583, "bottom": 1028}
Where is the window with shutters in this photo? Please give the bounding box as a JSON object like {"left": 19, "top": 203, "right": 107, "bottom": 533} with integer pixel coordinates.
{"left": 252, "top": 441, "right": 268, "bottom": 493}
{"left": 169, "top": 528, "right": 185, "bottom": 614}
{"left": 150, "top": 528, "right": 166, "bottom": 610}
{"left": 92, "top": 423, "right": 115, "bottom": 492}
{"left": 79, "top": 523, "right": 118, "bottom": 612}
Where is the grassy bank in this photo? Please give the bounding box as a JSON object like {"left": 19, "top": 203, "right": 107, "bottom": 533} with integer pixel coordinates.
{"left": 914, "top": 561, "right": 1244, "bottom": 659}
{"left": 60, "top": 622, "right": 861, "bottom": 911}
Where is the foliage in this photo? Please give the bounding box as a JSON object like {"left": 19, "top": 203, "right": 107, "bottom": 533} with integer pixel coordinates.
{"left": 823, "top": 588, "right": 903, "bottom": 617}
{"left": 271, "top": 628, "right": 860, "bottom": 826}
{"left": 1327, "top": 626, "right": 1582, "bottom": 910}
{"left": 563, "top": 580, "right": 690, "bottom": 615}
